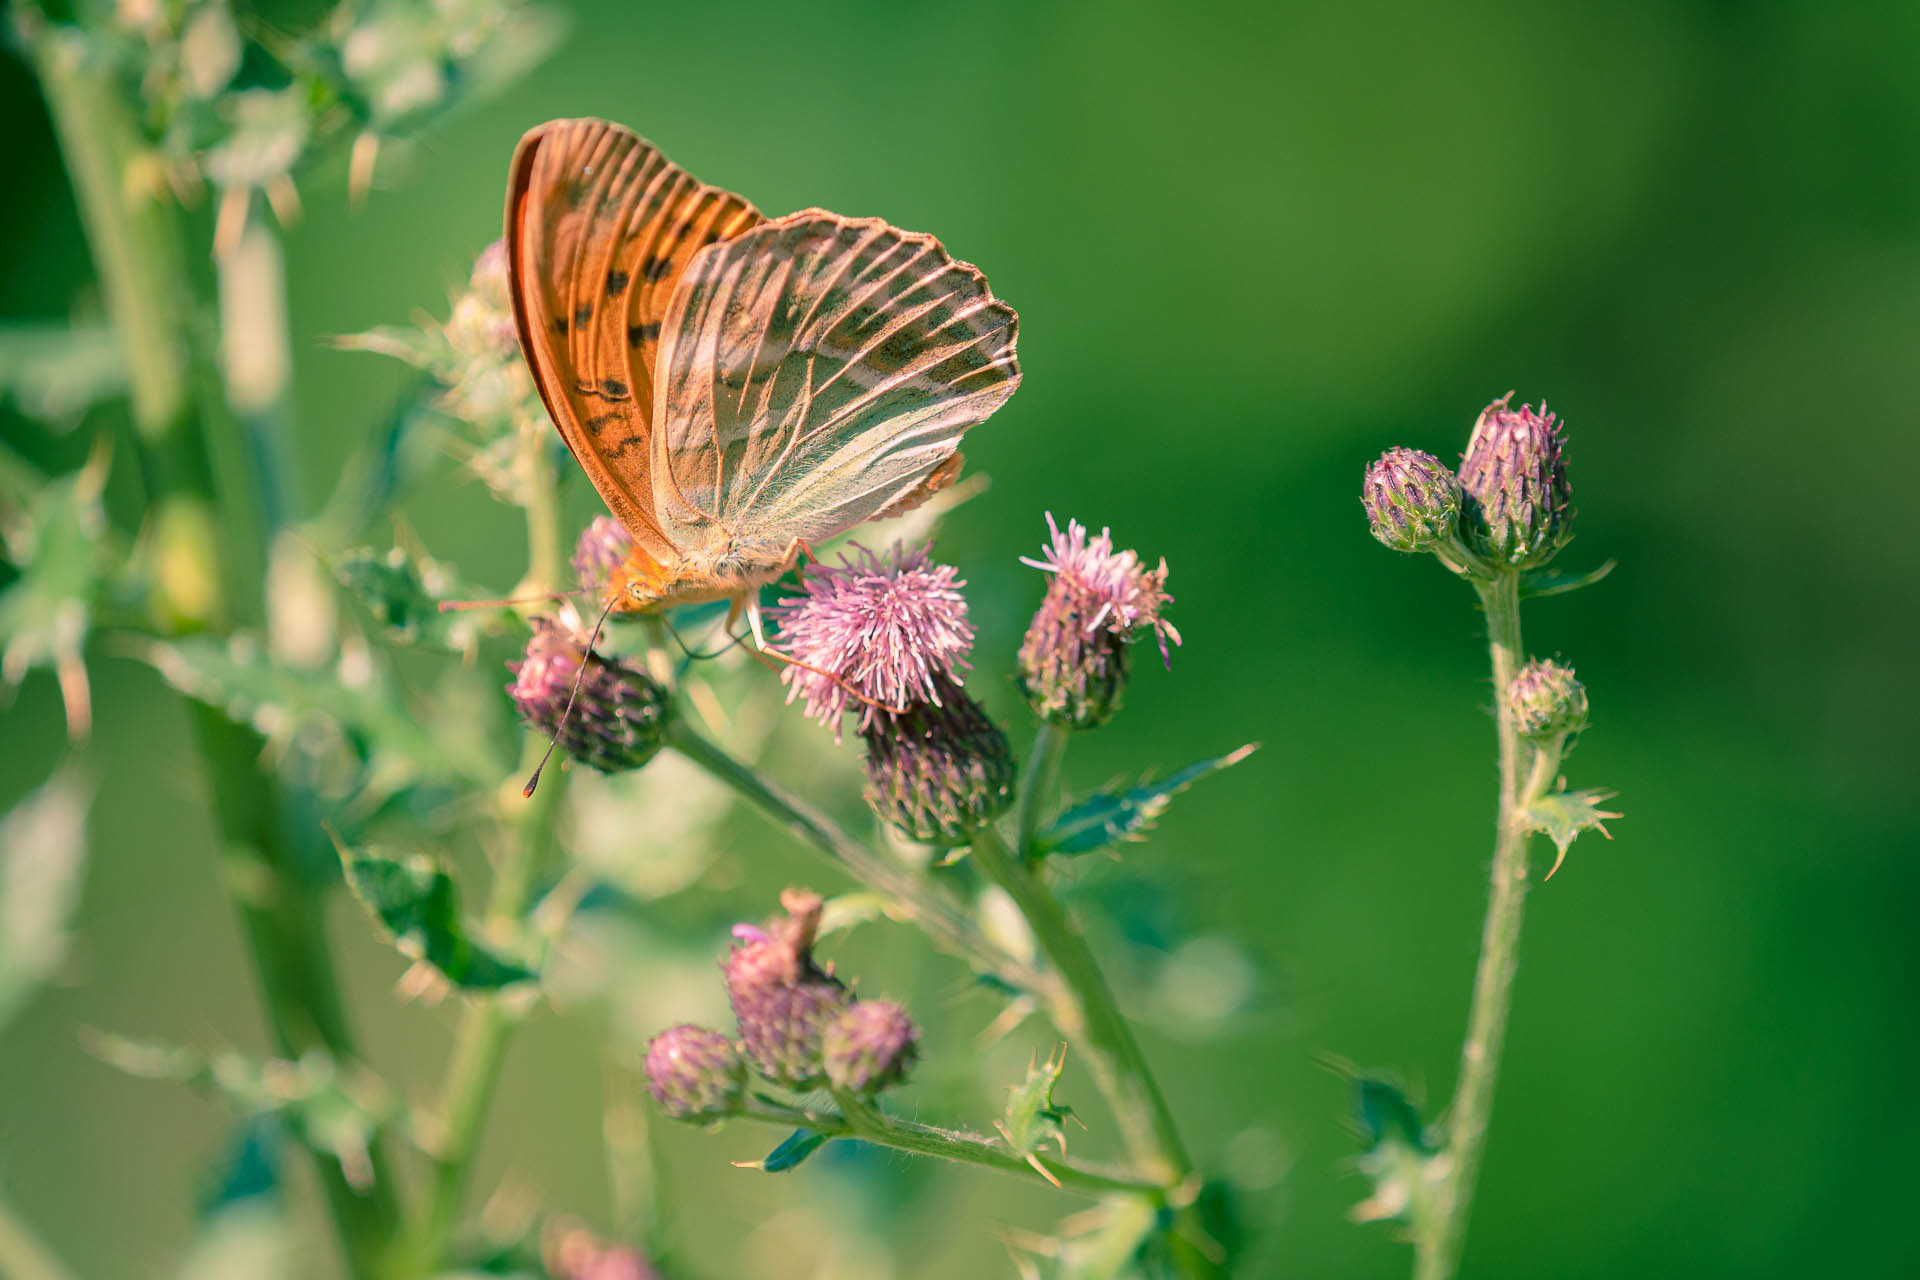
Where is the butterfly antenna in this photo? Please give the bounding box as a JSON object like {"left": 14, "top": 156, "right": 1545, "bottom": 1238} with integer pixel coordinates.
{"left": 523, "top": 593, "right": 621, "bottom": 798}
{"left": 441, "top": 587, "right": 591, "bottom": 613}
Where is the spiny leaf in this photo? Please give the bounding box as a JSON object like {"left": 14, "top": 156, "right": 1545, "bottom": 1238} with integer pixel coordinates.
{"left": 998, "top": 1044, "right": 1077, "bottom": 1162}
{"left": 1521, "top": 787, "right": 1622, "bottom": 879}
{"left": 1039, "top": 744, "right": 1258, "bottom": 857}
{"left": 1520, "top": 557, "right": 1617, "bottom": 599}
{"left": 0, "top": 446, "right": 111, "bottom": 739}
{"left": 142, "top": 633, "right": 503, "bottom": 786}
{"left": 0, "top": 767, "right": 91, "bottom": 1031}
{"left": 0, "top": 322, "right": 126, "bottom": 421}
{"left": 735, "top": 1128, "right": 830, "bottom": 1173}
{"left": 85, "top": 1032, "right": 395, "bottom": 1191}
{"left": 336, "top": 842, "right": 535, "bottom": 990}
{"left": 330, "top": 545, "right": 502, "bottom": 652}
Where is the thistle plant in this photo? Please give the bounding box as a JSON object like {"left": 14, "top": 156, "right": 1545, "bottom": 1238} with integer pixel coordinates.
{"left": 1354, "top": 394, "right": 1620, "bottom": 1278}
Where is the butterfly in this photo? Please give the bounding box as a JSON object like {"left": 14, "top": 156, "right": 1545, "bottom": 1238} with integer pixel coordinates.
{"left": 504, "top": 117, "right": 1021, "bottom": 647}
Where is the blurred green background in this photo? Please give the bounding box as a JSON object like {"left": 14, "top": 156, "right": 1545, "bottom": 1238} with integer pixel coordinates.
{"left": 5, "top": 0, "right": 1920, "bottom": 1276}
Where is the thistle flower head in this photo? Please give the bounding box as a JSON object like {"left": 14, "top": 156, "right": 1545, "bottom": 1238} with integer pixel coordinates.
{"left": 1017, "top": 515, "right": 1180, "bottom": 728}
{"left": 767, "top": 544, "right": 974, "bottom": 739}
{"left": 1362, "top": 448, "right": 1461, "bottom": 553}
{"left": 642, "top": 1024, "right": 743, "bottom": 1122}
{"left": 1458, "top": 394, "right": 1573, "bottom": 568}
{"left": 546, "top": 1221, "right": 666, "bottom": 1280}
{"left": 571, "top": 516, "right": 634, "bottom": 595}
{"left": 1507, "top": 658, "right": 1589, "bottom": 739}
{"left": 507, "top": 619, "right": 668, "bottom": 774}
{"left": 823, "top": 999, "right": 919, "bottom": 1094}
{"left": 861, "top": 676, "right": 1014, "bottom": 845}
{"left": 724, "top": 888, "right": 853, "bottom": 1087}
{"left": 445, "top": 238, "right": 518, "bottom": 363}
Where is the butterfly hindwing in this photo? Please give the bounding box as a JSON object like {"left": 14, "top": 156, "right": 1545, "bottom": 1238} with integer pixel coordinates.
{"left": 505, "top": 118, "right": 761, "bottom": 557}
{"left": 649, "top": 211, "right": 1020, "bottom": 548}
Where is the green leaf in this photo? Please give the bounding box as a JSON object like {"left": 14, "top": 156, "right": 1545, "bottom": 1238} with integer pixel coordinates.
{"left": 337, "top": 842, "right": 535, "bottom": 990}
{"left": 142, "top": 633, "right": 504, "bottom": 786}
{"left": 0, "top": 767, "right": 91, "bottom": 1031}
{"left": 738, "top": 1128, "right": 830, "bottom": 1173}
{"left": 1038, "top": 744, "right": 1258, "bottom": 857}
{"left": 330, "top": 545, "right": 503, "bottom": 652}
{"left": 1521, "top": 787, "right": 1622, "bottom": 880}
{"left": 331, "top": 325, "right": 459, "bottom": 381}
{"left": 0, "top": 323, "right": 127, "bottom": 421}
{"left": 85, "top": 1032, "right": 394, "bottom": 1191}
{"left": 1520, "top": 557, "right": 1617, "bottom": 599}
{"left": 176, "top": 1120, "right": 291, "bottom": 1280}
{"left": 998, "top": 1044, "right": 1077, "bottom": 1160}
{"left": 0, "top": 447, "right": 111, "bottom": 738}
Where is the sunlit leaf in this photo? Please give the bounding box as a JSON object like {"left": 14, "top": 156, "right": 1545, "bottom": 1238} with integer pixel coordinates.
{"left": 1521, "top": 786, "right": 1621, "bottom": 879}
{"left": 0, "top": 767, "right": 91, "bottom": 1030}
{"left": 337, "top": 842, "right": 535, "bottom": 990}
{"left": 1038, "top": 744, "right": 1258, "bottom": 857}
{"left": 998, "top": 1044, "right": 1076, "bottom": 1162}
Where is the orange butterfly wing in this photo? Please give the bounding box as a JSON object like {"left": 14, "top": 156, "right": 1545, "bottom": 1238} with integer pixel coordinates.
{"left": 504, "top": 118, "right": 762, "bottom": 568}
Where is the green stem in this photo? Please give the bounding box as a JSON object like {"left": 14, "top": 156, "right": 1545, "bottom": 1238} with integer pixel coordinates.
{"left": 0, "top": 1188, "right": 77, "bottom": 1280}
{"left": 666, "top": 720, "right": 1037, "bottom": 992}
{"left": 1416, "top": 570, "right": 1532, "bottom": 1280}
{"left": 1015, "top": 719, "right": 1069, "bottom": 860}
{"left": 23, "top": 15, "right": 402, "bottom": 1273}
{"left": 738, "top": 1093, "right": 1158, "bottom": 1198}
{"left": 968, "top": 827, "right": 1188, "bottom": 1188}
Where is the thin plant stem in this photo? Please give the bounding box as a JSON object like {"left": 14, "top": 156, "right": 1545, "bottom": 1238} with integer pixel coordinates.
{"left": 1015, "top": 718, "right": 1069, "bottom": 859}
{"left": 408, "top": 438, "right": 569, "bottom": 1273}
{"left": 967, "top": 827, "right": 1190, "bottom": 1188}
{"left": 23, "top": 16, "right": 403, "bottom": 1273}
{"left": 737, "top": 1093, "right": 1159, "bottom": 1198}
{"left": 665, "top": 720, "right": 1038, "bottom": 992}
{"left": 1415, "top": 569, "right": 1533, "bottom": 1280}
{"left": 0, "top": 1188, "right": 77, "bottom": 1280}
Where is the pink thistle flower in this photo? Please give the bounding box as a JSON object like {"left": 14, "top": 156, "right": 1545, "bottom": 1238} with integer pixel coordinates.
{"left": 1021, "top": 515, "right": 1181, "bottom": 666}
{"left": 767, "top": 543, "right": 975, "bottom": 739}
{"left": 571, "top": 516, "right": 634, "bottom": 594}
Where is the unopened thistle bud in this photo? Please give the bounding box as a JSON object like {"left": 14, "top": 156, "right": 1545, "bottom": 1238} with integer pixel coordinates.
{"left": 860, "top": 677, "right": 1014, "bottom": 846}
{"left": 823, "top": 999, "right": 919, "bottom": 1094}
{"left": 571, "top": 516, "right": 634, "bottom": 595}
{"left": 1507, "top": 658, "right": 1589, "bottom": 738}
{"left": 507, "top": 619, "right": 668, "bottom": 773}
{"left": 1457, "top": 394, "right": 1573, "bottom": 568}
{"left": 1017, "top": 515, "right": 1181, "bottom": 729}
{"left": 642, "top": 1024, "right": 743, "bottom": 1122}
{"left": 724, "top": 889, "right": 852, "bottom": 1087}
{"left": 1362, "top": 448, "right": 1461, "bottom": 553}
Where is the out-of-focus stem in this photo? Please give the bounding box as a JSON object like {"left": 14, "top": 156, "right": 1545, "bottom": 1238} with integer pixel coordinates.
{"left": 1415, "top": 570, "right": 1531, "bottom": 1280}
{"left": 1015, "top": 719, "right": 1069, "bottom": 860}
{"left": 0, "top": 1188, "right": 76, "bottom": 1280}
{"left": 25, "top": 16, "right": 403, "bottom": 1273}
{"left": 666, "top": 720, "right": 1038, "bottom": 992}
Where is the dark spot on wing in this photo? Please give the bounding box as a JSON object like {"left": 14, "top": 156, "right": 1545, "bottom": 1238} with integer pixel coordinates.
{"left": 551, "top": 316, "right": 569, "bottom": 335}
{"left": 606, "top": 433, "right": 645, "bottom": 458}
{"left": 573, "top": 302, "right": 594, "bottom": 326}
{"left": 602, "top": 378, "right": 629, "bottom": 399}
{"left": 628, "top": 322, "right": 660, "bottom": 346}
{"left": 585, "top": 412, "right": 619, "bottom": 434}
{"left": 641, "top": 255, "right": 673, "bottom": 282}
{"left": 606, "top": 268, "right": 629, "bottom": 295}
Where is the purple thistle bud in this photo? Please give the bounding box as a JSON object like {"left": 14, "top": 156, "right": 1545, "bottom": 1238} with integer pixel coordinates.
{"left": 767, "top": 544, "right": 975, "bottom": 739}
{"left": 571, "top": 516, "right": 635, "bottom": 595}
{"left": 724, "top": 889, "right": 852, "bottom": 1087}
{"left": 507, "top": 619, "right": 668, "bottom": 774}
{"left": 861, "top": 676, "right": 1015, "bottom": 846}
{"left": 445, "top": 239, "right": 519, "bottom": 362}
{"left": 1017, "top": 515, "right": 1181, "bottom": 729}
{"left": 1457, "top": 394, "right": 1573, "bottom": 569}
{"left": 823, "top": 999, "right": 919, "bottom": 1094}
{"left": 1362, "top": 448, "right": 1462, "bottom": 553}
{"left": 1507, "top": 658, "right": 1589, "bottom": 739}
{"left": 546, "top": 1222, "right": 666, "bottom": 1280}
{"left": 642, "top": 1024, "right": 744, "bottom": 1122}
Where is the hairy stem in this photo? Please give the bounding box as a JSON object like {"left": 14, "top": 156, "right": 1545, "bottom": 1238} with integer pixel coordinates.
{"left": 1416, "top": 570, "right": 1532, "bottom": 1280}
{"left": 666, "top": 721, "right": 1037, "bottom": 991}
{"left": 24, "top": 17, "right": 402, "bottom": 1272}
{"left": 1015, "top": 719, "right": 1069, "bottom": 860}
{"left": 737, "top": 1093, "right": 1158, "bottom": 1198}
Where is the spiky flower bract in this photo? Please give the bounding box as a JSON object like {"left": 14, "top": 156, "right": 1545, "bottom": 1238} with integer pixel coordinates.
{"left": 767, "top": 544, "right": 975, "bottom": 740}
{"left": 861, "top": 676, "right": 1015, "bottom": 845}
{"left": 1458, "top": 394, "right": 1573, "bottom": 568}
{"left": 724, "top": 889, "right": 852, "bottom": 1087}
{"left": 642, "top": 1024, "right": 744, "bottom": 1122}
{"left": 1017, "top": 515, "right": 1180, "bottom": 728}
{"left": 1508, "top": 658, "right": 1589, "bottom": 739}
{"left": 507, "top": 618, "right": 668, "bottom": 773}
{"left": 823, "top": 999, "right": 919, "bottom": 1094}
{"left": 1362, "top": 448, "right": 1462, "bottom": 553}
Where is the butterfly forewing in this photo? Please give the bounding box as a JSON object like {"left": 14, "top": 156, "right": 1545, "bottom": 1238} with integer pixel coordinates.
{"left": 506, "top": 118, "right": 761, "bottom": 558}
{"left": 649, "top": 211, "right": 1020, "bottom": 550}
